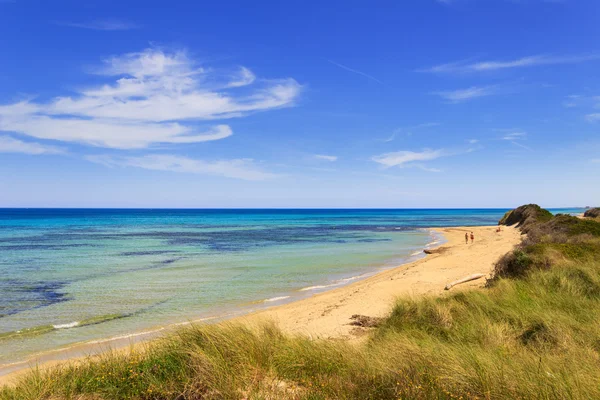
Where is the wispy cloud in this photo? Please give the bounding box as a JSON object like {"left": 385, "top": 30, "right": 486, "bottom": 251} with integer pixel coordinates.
{"left": 421, "top": 54, "right": 600, "bottom": 74}
{"left": 0, "top": 48, "right": 302, "bottom": 149}
{"left": 501, "top": 131, "right": 527, "bottom": 141}
{"left": 382, "top": 122, "right": 440, "bottom": 142}
{"left": 226, "top": 67, "right": 256, "bottom": 88}
{"left": 314, "top": 154, "right": 338, "bottom": 162}
{"left": 86, "top": 154, "right": 276, "bottom": 181}
{"left": 499, "top": 131, "right": 531, "bottom": 150}
{"left": 509, "top": 141, "right": 532, "bottom": 151}
{"left": 468, "top": 139, "right": 479, "bottom": 144}
{"left": 372, "top": 149, "right": 444, "bottom": 168}
{"left": 0, "top": 135, "right": 64, "bottom": 155}
{"left": 55, "top": 19, "right": 140, "bottom": 31}
{"left": 328, "top": 60, "right": 383, "bottom": 84}
{"left": 413, "top": 164, "right": 443, "bottom": 173}
{"left": 586, "top": 113, "right": 600, "bottom": 122}
{"left": 434, "top": 85, "right": 499, "bottom": 102}
{"left": 382, "top": 133, "right": 396, "bottom": 142}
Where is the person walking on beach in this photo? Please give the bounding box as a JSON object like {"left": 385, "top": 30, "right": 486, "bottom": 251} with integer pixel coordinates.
{"left": 465, "top": 232, "right": 469, "bottom": 244}
{"left": 470, "top": 232, "right": 474, "bottom": 244}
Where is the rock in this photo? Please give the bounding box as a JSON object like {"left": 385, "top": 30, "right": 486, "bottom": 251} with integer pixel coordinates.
{"left": 584, "top": 208, "right": 600, "bottom": 218}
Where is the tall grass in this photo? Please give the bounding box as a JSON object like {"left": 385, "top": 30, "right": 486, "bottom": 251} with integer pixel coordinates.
{"left": 2, "top": 207, "right": 600, "bottom": 399}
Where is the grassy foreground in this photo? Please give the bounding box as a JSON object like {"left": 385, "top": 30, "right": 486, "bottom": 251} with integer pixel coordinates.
{"left": 2, "top": 206, "right": 600, "bottom": 399}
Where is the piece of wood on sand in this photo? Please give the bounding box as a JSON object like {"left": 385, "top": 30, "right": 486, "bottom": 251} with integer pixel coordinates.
{"left": 444, "top": 273, "right": 486, "bottom": 290}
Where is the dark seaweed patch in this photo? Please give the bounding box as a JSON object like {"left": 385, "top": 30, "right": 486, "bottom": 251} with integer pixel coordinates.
{"left": 155, "top": 257, "right": 183, "bottom": 265}
{"left": 0, "top": 279, "right": 70, "bottom": 318}
{"left": 120, "top": 250, "right": 179, "bottom": 256}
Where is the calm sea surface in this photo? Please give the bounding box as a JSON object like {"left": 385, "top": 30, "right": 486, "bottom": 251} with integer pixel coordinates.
{"left": 0, "top": 208, "right": 583, "bottom": 364}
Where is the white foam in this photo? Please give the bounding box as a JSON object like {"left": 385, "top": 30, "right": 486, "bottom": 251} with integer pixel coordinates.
{"left": 339, "top": 275, "right": 362, "bottom": 283}
{"left": 53, "top": 322, "right": 79, "bottom": 329}
{"left": 411, "top": 251, "right": 423, "bottom": 256}
{"left": 299, "top": 284, "right": 337, "bottom": 291}
{"left": 299, "top": 275, "right": 363, "bottom": 292}
{"left": 263, "top": 296, "right": 291, "bottom": 303}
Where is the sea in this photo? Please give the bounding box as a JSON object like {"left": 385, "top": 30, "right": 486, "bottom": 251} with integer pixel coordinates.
{"left": 0, "top": 208, "right": 584, "bottom": 367}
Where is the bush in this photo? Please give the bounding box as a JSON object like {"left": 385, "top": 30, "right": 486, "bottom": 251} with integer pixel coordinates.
{"left": 584, "top": 208, "right": 600, "bottom": 218}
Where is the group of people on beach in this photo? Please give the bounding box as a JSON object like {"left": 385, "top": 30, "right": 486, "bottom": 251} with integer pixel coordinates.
{"left": 465, "top": 232, "right": 474, "bottom": 244}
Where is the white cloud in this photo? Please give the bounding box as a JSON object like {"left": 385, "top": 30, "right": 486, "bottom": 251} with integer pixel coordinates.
{"left": 421, "top": 54, "right": 600, "bottom": 74}
{"left": 372, "top": 149, "right": 444, "bottom": 168}
{"left": 509, "top": 141, "right": 532, "bottom": 151}
{"left": 328, "top": 60, "right": 383, "bottom": 84}
{"left": 501, "top": 131, "right": 527, "bottom": 140}
{"left": 435, "top": 85, "right": 498, "bottom": 102}
{"left": 0, "top": 48, "right": 302, "bottom": 149}
{"left": 586, "top": 113, "right": 600, "bottom": 122}
{"left": 468, "top": 139, "right": 479, "bottom": 144}
{"left": 314, "top": 154, "right": 338, "bottom": 162}
{"left": 56, "top": 19, "right": 140, "bottom": 31}
{"left": 413, "top": 164, "right": 443, "bottom": 173}
{"left": 498, "top": 131, "right": 531, "bottom": 150}
{"left": 226, "top": 67, "right": 256, "bottom": 88}
{"left": 86, "top": 154, "right": 276, "bottom": 181}
{"left": 0, "top": 135, "right": 64, "bottom": 155}
{"left": 382, "top": 133, "right": 396, "bottom": 142}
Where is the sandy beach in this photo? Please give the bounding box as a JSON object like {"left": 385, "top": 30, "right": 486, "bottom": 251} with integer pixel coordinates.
{"left": 0, "top": 225, "right": 521, "bottom": 386}
{"left": 241, "top": 225, "right": 521, "bottom": 339}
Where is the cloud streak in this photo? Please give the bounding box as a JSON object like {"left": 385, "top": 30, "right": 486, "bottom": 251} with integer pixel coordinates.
{"left": 328, "top": 60, "right": 383, "bottom": 84}
{"left": 55, "top": 19, "right": 140, "bottom": 31}
{"left": 435, "top": 85, "right": 499, "bottom": 102}
{"left": 86, "top": 154, "right": 276, "bottom": 181}
{"left": 586, "top": 113, "right": 600, "bottom": 122}
{"left": 421, "top": 54, "right": 600, "bottom": 74}
{"left": 372, "top": 149, "right": 444, "bottom": 168}
{"left": 0, "top": 135, "right": 64, "bottom": 155}
{"left": 499, "top": 131, "right": 532, "bottom": 150}
{"left": 501, "top": 131, "right": 527, "bottom": 141}
{"left": 0, "top": 48, "right": 302, "bottom": 149}
{"left": 314, "top": 154, "right": 338, "bottom": 162}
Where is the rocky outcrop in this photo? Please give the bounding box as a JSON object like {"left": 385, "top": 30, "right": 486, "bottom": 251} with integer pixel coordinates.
{"left": 584, "top": 208, "right": 600, "bottom": 218}
{"left": 498, "top": 204, "right": 553, "bottom": 232}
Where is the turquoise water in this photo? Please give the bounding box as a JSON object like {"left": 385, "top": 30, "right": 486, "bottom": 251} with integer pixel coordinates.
{"left": 0, "top": 208, "right": 583, "bottom": 365}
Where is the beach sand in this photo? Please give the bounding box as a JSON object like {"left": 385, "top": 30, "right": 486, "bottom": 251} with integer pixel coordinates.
{"left": 0, "top": 225, "right": 521, "bottom": 386}
{"left": 240, "top": 225, "right": 521, "bottom": 339}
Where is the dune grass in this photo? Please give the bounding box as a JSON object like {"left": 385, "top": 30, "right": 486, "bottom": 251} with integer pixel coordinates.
{"left": 2, "top": 208, "right": 600, "bottom": 399}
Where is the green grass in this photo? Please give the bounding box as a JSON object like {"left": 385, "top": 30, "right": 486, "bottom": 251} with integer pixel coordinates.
{"left": 3, "top": 207, "right": 600, "bottom": 399}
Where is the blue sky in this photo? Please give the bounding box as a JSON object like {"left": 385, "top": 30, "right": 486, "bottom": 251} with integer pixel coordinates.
{"left": 0, "top": 0, "right": 598, "bottom": 208}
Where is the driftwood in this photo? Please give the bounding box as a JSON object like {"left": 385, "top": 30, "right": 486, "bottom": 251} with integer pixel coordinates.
{"left": 424, "top": 246, "right": 448, "bottom": 255}
{"left": 444, "top": 273, "right": 486, "bottom": 290}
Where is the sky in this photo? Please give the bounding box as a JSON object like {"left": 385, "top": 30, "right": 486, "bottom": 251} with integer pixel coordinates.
{"left": 0, "top": 0, "right": 599, "bottom": 208}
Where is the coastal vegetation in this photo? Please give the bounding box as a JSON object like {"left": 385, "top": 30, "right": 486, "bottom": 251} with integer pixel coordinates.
{"left": 584, "top": 207, "right": 600, "bottom": 219}
{"left": 2, "top": 205, "right": 600, "bottom": 399}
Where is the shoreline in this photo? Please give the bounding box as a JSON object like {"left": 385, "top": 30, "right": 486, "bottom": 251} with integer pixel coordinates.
{"left": 0, "top": 225, "right": 521, "bottom": 386}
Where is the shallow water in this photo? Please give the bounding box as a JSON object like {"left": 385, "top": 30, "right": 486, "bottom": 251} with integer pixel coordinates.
{"left": 0, "top": 208, "right": 583, "bottom": 364}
